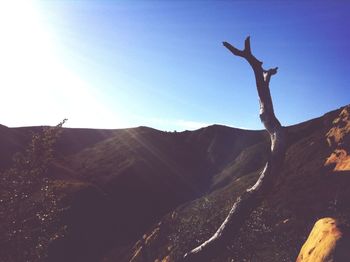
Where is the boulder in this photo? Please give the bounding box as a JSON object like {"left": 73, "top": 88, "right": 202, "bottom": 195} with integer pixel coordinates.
{"left": 296, "top": 217, "right": 350, "bottom": 262}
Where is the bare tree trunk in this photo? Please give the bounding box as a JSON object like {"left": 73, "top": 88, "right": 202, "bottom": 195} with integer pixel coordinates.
{"left": 182, "top": 37, "right": 286, "bottom": 261}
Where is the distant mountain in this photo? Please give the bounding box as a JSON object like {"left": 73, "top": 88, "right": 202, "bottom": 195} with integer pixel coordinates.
{"left": 1, "top": 105, "right": 349, "bottom": 261}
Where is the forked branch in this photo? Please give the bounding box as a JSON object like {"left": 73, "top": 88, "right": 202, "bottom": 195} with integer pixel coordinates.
{"left": 224, "top": 37, "right": 281, "bottom": 136}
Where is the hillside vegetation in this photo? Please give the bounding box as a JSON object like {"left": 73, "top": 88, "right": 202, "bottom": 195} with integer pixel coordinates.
{"left": 0, "top": 105, "right": 349, "bottom": 261}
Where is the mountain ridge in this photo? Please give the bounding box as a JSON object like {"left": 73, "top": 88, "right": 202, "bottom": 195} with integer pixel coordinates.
{"left": 1, "top": 104, "right": 349, "bottom": 261}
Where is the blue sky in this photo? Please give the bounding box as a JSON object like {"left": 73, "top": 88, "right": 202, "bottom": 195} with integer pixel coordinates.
{"left": 1, "top": 1, "right": 349, "bottom": 130}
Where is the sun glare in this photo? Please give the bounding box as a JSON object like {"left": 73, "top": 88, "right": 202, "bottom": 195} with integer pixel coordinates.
{"left": 0, "top": 1, "right": 122, "bottom": 128}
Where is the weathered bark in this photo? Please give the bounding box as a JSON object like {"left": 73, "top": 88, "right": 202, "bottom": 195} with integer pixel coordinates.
{"left": 182, "top": 37, "right": 286, "bottom": 261}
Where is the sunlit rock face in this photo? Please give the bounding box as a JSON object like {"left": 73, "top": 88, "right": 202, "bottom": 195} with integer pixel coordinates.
{"left": 325, "top": 149, "right": 350, "bottom": 171}
{"left": 325, "top": 106, "right": 350, "bottom": 171}
{"left": 296, "top": 217, "right": 350, "bottom": 262}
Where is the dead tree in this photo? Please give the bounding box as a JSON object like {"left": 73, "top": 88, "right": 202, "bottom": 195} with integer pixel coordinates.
{"left": 183, "top": 37, "right": 286, "bottom": 261}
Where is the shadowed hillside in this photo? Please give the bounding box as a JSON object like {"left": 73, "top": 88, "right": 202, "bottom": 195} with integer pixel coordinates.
{"left": 1, "top": 105, "right": 349, "bottom": 262}
{"left": 110, "top": 105, "right": 350, "bottom": 262}
{"left": 0, "top": 123, "right": 268, "bottom": 261}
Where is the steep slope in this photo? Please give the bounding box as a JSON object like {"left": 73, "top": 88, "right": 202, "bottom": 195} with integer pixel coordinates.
{"left": 0, "top": 123, "right": 268, "bottom": 261}
{"left": 122, "top": 105, "right": 350, "bottom": 262}
{"left": 2, "top": 105, "right": 348, "bottom": 262}
{"left": 57, "top": 125, "right": 269, "bottom": 259}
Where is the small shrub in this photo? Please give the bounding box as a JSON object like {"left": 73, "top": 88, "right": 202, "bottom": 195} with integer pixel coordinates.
{"left": 0, "top": 119, "right": 67, "bottom": 261}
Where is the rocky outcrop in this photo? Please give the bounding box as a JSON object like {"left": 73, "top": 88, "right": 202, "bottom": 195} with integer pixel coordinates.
{"left": 296, "top": 217, "right": 350, "bottom": 262}
{"left": 325, "top": 106, "right": 350, "bottom": 171}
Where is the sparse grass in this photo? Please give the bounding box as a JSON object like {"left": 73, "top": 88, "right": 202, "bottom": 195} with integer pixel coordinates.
{"left": 1, "top": 106, "right": 349, "bottom": 262}
{"left": 124, "top": 105, "right": 350, "bottom": 262}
